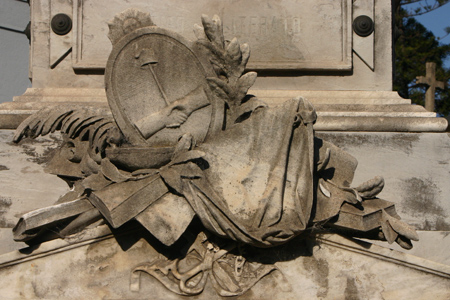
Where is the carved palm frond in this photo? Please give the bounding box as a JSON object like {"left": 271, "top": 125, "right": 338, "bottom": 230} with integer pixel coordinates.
{"left": 13, "top": 106, "right": 120, "bottom": 154}
{"left": 194, "top": 15, "right": 264, "bottom": 125}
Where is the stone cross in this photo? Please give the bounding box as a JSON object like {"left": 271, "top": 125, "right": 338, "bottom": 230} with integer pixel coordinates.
{"left": 416, "top": 62, "right": 445, "bottom": 112}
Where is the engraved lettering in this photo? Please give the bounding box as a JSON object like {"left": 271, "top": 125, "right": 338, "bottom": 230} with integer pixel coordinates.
{"left": 260, "top": 17, "right": 267, "bottom": 36}
{"left": 239, "top": 16, "right": 247, "bottom": 35}
{"left": 250, "top": 17, "right": 258, "bottom": 35}
{"left": 271, "top": 16, "right": 277, "bottom": 34}
{"left": 293, "top": 17, "right": 300, "bottom": 34}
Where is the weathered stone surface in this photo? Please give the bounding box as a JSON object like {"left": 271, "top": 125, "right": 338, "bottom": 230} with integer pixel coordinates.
{"left": 2, "top": 131, "right": 448, "bottom": 258}
{"left": 316, "top": 131, "right": 450, "bottom": 231}
{"left": 0, "top": 230, "right": 448, "bottom": 300}
{"left": 0, "top": 129, "right": 70, "bottom": 254}
{"left": 0, "top": 130, "right": 68, "bottom": 233}
{"left": 77, "top": 0, "right": 353, "bottom": 72}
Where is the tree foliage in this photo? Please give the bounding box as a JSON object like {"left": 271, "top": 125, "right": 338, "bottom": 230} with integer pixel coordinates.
{"left": 393, "top": 3, "right": 450, "bottom": 115}
{"left": 397, "top": 0, "right": 450, "bottom": 17}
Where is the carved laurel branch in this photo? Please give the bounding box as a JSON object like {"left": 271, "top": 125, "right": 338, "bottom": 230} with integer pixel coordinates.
{"left": 13, "top": 106, "right": 120, "bottom": 155}
{"left": 194, "top": 15, "right": 265, "bottom": 126}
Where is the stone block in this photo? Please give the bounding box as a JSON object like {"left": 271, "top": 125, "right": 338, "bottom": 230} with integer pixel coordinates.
{"left": 0, "top": 229, "right": 448, "bottom": 299}
{"left": 25, "top": 0, "right": 392, "bottom": 91}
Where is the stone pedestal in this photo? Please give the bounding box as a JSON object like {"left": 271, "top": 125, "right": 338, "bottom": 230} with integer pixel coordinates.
{"left": 0, "top": 0, "right": 447, "bottom": 132}
{"left": 1, "top": 88, "right": 447, "bottom": 131}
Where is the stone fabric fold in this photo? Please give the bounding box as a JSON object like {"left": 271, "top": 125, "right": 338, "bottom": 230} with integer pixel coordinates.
{"left": 181, "top": 98, "right": 316, "bottom": 247}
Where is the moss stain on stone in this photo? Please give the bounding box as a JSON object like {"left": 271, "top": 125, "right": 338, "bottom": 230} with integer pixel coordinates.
{"left": 0, "top": 197, "right": 14, "bottom": 227}
{"left": 303, "top": 256, "right": 329, "bottom": 298}
{"left": 344, "top": 277, "right": 359, "bottom": 300}
{"left": 400, "top": 177, "right": 450, "bottom": 230}
{"left": 13, "top": 134, "right": 62, "bottom": 165}
{"left": 316, "top": 132, "right": 420, "bottom": 154}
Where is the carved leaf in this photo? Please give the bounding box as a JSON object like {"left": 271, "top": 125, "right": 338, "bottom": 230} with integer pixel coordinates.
{"left": 61, "top": 111, "right": 83, "bottom": 133}
{"left": 381, "top": 210, "right": 398, "bottom": 244}
{"left": 93, "top": 122, "right": 116, "bottom": 153}
{"left": 13, "top": 107, "right": 70, "bottom": 142}
{"left": 193, "top": 24, "right": 207, "bottom": 40}
{"left": 67, "top": 116, "right": 97, "bottom": 139}
{"left": 88, "top": 121, "right": 111, "bottom": 148}
{"left": 236, "top": 72, "right": 257, "bottom": 102}
{"left": 69, "top": 115, "right": 106, "bottom": 139}
{"left": 226, "top": 38, "right": 242, "bottom": 62}
{"left": 206, "top": 77, "right": 232, "bottom": 103}
{"left": 100, "top": 158, "right": 132, "bottom": 183}
{"left": 14, "top": 106, "right": 120, "bottom": 156}
{"left": 232, "top": 97, "right": 267, "bottom": 124}
{"left": 195, "top": 15, "right": 257, "bottom": 129}
{"left": 201, "top": 14, "right": 224, "bottom": 48}
{"left": 208, "top": 55, "right": 227, "bottom": 74}
{"left": 355, "top": 176, "right": 385, "bottom": 199}
{"left": 49, "top": 111, "right": 72, "bottom": 133}
{"left": 385, "top": 211, "right": 419, "bottom": 241}
{"left": 240, "top": 44, "right": 250, "bottom": 68}
{"left": 33, "top": 110, "right": 65, "bottom": 138}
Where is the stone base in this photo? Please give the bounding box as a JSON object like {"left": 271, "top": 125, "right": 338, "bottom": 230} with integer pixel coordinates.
{"left": 0, "top": 226, "right": 448, "bottom": 300}
{"left": 0, "top": 89, "right": 447, "bottom": 132}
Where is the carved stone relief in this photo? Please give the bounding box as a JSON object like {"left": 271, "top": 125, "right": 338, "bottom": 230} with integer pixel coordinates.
{"left": 10, "top": 9, "right": 419, "bottom": 297}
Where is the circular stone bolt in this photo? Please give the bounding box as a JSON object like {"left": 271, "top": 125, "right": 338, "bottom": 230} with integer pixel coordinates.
{"left": 51, "top": 13, "right": 72, "bottom": 35}
{"left": 353, "top": 15, "right": 374, "bottom": 37}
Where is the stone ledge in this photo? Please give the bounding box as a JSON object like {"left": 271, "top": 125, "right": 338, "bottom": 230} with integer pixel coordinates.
{"left": 314, "top": 116, "right": 448, "bottom": 132}
{"left": 251, "top": 90, "right": 412, "bottom": 105}
{"left": 1, "top": 89, "right": 447, "bottom": 132}
{"left": 13, "top": 88, "right": 107, "bottom": 102}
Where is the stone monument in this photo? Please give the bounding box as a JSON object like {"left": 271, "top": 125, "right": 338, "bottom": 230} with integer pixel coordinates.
{"left": 0, "top": 0, "right": 447, "bottom": 132}
{"left": 0, "top": 1, "right": 449, "bottom": 299}
{"left": 416, "top": 62, "right": 446, "bottom": 112}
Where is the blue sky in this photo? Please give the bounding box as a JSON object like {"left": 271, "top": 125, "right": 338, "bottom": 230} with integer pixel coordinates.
{"left": 406, "top": 2, "right": 450, "bottom": 67}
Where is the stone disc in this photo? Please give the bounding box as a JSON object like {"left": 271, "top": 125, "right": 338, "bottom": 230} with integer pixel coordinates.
{"left": 105, "top": 26, "right": 222, "bottom": 146}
